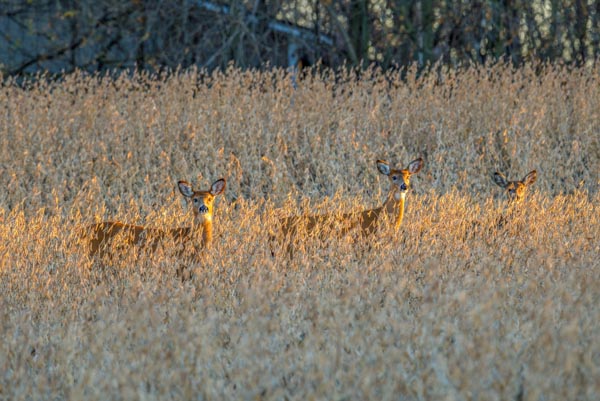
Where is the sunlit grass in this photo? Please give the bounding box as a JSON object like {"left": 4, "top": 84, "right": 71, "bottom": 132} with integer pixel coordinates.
{"left": 0, "top": 63, "right": 599, "bottom": 399}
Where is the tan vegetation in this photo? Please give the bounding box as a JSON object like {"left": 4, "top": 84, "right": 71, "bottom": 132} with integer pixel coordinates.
{"left": 0, "top": 63, "right": 599, "bottom": 400}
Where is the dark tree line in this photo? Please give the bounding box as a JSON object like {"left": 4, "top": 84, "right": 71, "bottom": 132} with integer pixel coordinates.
{"left": 1, "top": 0, "right": 599, "bottom": 76}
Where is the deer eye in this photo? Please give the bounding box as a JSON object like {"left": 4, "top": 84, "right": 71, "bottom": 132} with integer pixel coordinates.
{"left": 193, "top": 198, "right": 199, "bottom": 204}
{"left": 392, "top": 176, "right": 398, "bottom": 181}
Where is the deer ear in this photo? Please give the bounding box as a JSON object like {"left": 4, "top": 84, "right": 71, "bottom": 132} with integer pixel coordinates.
{"left": 407, "top": 158, "right": 424, "bottom": 174}
{"left": 493, "top": 172, "right": 508, "bottom": 188}
{"left": 178, "top": 181, "right": 194, "bottom": 197}
{"left": 522, "top": 170, "right": 537, "bottom": 186}
{"left": 211, "top": 179, "right": 226, "bottom": 196}
{"left": 376, "top": 160, "right": 391, "bottom": 176}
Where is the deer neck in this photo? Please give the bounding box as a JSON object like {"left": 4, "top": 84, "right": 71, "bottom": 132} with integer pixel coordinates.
{"left": 383, "top": 189, "right": 406, "bottom": 231}
{"left": 201, "top": 220, "right": 213, "bottom": 245}
{"left": 166, "top": 218, "right": 212, "bottom": 246}
{"left": 192, "top": 216, "right": 213, "bottom": 246}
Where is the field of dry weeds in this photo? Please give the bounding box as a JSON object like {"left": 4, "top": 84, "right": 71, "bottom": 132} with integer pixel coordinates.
{"left": 1, "top": 63, "right": 599, "bottom": 400}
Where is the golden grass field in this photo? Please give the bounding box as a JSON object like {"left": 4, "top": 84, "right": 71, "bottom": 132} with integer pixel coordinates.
{"left": 0, "top": 63, "right": 599, "bottom": 400}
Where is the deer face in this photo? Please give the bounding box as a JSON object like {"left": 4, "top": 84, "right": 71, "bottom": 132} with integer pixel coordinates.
{"left": 493, "top": 170, "right": 537, "bottom": 203}
{"left": 178, "top": 179, "right": 226, "bottom": 224}
{"left": 377, "top": 158, "right": 424, "bottom": 200}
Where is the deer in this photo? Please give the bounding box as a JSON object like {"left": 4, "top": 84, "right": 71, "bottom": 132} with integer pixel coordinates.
{"left": 493, "top": 170, "right": 537, "bottom": 203}
{"left": 274, "top": 158, "right": 424, "bottom": 254}
{"left": 84, "top": 178, "right": 226, "bottom": 257}
{"left": 491, "top": 169, "right": 537, "bottom": 230}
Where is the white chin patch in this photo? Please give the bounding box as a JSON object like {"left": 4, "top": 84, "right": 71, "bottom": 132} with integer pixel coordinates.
{"left": 198, "top": 214, "right": 212, "bottom": 223}
{"left": 395, "top": 192, "right": 406, "bottom": 201}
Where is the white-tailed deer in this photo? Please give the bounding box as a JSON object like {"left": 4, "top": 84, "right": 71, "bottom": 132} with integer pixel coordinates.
{"left": 275, "top": 158, "right": 424, "bottom": 250}
{"left": 492, "top": 170, "right": 537, "bottom": 231}
{"left": 493, "top": 170, "right": 537, "bottom": 203}
{"left": 84, "top": 178, "right": 226, "bottom": 257}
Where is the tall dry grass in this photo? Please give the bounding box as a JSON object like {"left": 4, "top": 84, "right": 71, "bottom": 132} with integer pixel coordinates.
{"left": 0, "top": 63, "right": 599, "bottom": 400}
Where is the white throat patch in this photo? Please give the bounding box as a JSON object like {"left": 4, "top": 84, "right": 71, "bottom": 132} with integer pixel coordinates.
{"left": 198, "top": 214, "right": 213, "bottom": 223}
{"left": 395, "top": 192, "right": 406, "bottom": 201}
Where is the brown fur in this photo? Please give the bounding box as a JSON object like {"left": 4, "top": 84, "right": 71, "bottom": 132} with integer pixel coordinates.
{"left": 493, "top": 170, "right": 537, "bottom": 203}
{"left": 275, "top": 158, "right": 424, "bottom": 253}
{"left": 83, "top": 178, "right": 226, "bottom": 257}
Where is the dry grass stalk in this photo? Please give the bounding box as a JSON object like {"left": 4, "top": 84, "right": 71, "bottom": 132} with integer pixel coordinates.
{"left": 0, "top": 64, "right": 598, "bottom": 400}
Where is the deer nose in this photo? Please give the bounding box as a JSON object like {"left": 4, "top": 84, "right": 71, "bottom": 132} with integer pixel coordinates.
{"left": 400, "top": 183, "right": 408, "bottom": 191}
{"left": 198, "top": 205, "right": 209, "bottom": 214}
